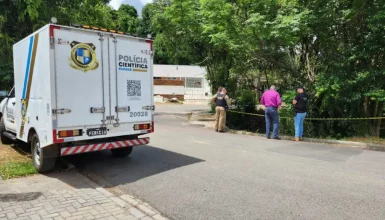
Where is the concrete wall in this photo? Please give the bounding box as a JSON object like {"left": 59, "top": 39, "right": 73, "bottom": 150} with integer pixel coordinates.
{"left": 154, "top": 65, "right": 206, "bottom": 77}
{"left": 184, "top": 78, "right": 212, "bottom": 101}
{"left": 153, "top": 65, "right": 212, "bottom": 102}
{"left": 154, "top": 85, "right": 184, "bottom": 95}
{"left": 154, "top": 79, "right": 184, "bottom": 86}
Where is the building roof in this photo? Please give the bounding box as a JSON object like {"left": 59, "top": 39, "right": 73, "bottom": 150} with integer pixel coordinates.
{"left": 154, "top": 65, "right": 206, "bottom": 78}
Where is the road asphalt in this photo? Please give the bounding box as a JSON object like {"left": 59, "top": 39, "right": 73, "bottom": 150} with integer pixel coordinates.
{"left": 67, "top": 115, "right": 385, "bottom": 220}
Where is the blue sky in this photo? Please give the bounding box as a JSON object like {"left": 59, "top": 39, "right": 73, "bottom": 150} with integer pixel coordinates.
{"left": 109, "top": 0, "right": 153, "bottom": 16}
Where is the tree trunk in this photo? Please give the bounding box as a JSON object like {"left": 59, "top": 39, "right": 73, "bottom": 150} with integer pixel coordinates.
{"left": 264, "top": 71, "right": 269, "bottom": 88}
{"left": 365, "top": 99, "right": 383, "bottom": 137}
{"left": 255, "top": 74, "right": 261, "bottom": 101}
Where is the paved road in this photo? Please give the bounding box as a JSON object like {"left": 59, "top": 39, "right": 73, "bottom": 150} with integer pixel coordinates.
{"left": 68, "top": 116, "right": 385, "bottom": 220}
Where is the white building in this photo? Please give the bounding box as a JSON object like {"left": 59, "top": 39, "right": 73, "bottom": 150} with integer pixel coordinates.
{"left": 153, "top": 65, "right": 212, "bottom": 101}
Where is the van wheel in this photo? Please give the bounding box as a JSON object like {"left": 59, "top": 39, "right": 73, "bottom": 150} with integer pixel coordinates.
{"left": 111, "top": 147, "right": 133, "bottom": 158}
{"left": 0, "top": 117, "right": 12, "bottom": 145}
{"left": 31, "top": 134, "right": 56, "bottom": 172}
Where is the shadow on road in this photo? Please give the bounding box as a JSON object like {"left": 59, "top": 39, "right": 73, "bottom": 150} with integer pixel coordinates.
{"left": 65, "top": 145, "right": 204, "bottom": 186}
{"left": 0, "top": 192, "right": 42, "bottom": 202}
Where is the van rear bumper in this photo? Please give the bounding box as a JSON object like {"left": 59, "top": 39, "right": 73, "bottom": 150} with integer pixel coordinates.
{"left": 60, "top": 137, "right": 150, "bottom": 156}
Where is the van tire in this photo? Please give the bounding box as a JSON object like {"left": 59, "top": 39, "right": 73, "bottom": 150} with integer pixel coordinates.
{"left": 0, "top": 117, "right": 12, "bottom": 145}
{"left": 31, "top": 133, "right": 56, "bottom": 172}
{"left": 111, "top": 147, "right": 133, "bottom": 158}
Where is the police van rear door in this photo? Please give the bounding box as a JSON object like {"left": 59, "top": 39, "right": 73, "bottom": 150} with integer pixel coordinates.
{"left": 53, "top": 27, "right": 110, "bottom": 128}
{"left": 108, "top": 36, "right": 153, "bottom": 125}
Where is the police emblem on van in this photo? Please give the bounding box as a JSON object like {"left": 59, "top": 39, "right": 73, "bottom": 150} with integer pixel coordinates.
{"left": 69, "top": 41, "right": 99, "bottom": 72}
{"left": 20, "top": 99, "right": 27, "bottom": 124}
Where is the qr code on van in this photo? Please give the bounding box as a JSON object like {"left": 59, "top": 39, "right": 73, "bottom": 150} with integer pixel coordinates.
{"left": 127, "top": 80, "right": 141, "bottom": 97}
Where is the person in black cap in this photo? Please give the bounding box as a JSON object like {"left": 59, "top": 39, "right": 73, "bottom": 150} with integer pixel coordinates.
{"left": 213, "top": 86, "right": 223, "bottom": 118}
{"left": 217, "top": 86, "right": 223, "bottom": 95}
{"left": 292, "top": 86, "right": 308, "bottom": 141}
{"left": 211, "top": 87, "right": 231, "bottom": 132}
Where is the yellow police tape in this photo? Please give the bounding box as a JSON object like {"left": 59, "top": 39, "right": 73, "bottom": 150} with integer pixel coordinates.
{"left": 228, "top": 110, "right": 385, "bottom": 121}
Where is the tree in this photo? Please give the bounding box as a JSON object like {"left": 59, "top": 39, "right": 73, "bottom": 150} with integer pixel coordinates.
{"left": 1, "top": 0, "right": 384, "bottom": 137}
{"left": 0, "top": 0, "right": 117, "bottom": 89}
{"left": 116, "top": 5, "right": 139, "bottom": 34}
{"left": 151, "top": 0, "right": 385, "bottom": 137}
{"left": 137, "top": 3, "right": 156, "bottom": 37}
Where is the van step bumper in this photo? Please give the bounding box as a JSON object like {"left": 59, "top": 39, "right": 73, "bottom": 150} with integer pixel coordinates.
{"left": 60, "top": 137, "right": 150, "bottom": 156}
{"left": 3, "top": 132, "right": 17, "bottom": 141}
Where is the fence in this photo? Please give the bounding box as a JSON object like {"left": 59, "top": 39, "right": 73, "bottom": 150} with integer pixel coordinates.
{"left": 226, "top": 109, "right": 385, "bottom": 139}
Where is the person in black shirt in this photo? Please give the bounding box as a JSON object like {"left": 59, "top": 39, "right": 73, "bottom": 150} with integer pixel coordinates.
{"left": 211, "top": 88, "right": 231, "bottom": 132}
{"left": 292, "top": 86, "right": 308, "bottom": 141}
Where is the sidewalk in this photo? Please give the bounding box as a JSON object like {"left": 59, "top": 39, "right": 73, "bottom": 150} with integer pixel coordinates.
{"left": 0, "top": 171, "right": 168, "bottom": 220}
{"left": 155, "top": 104, "right": 210, "bottom": 114}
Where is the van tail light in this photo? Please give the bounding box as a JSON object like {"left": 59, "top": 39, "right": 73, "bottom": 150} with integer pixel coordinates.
{"left": 148, "top": 122, "right": 154, "bottom": 133}
{"left": 58, "top": 129, "right": 83, "bottom": 138}
{"left": 134, "top": 124, "right": 151, "bottom": 130}
{"left": 147, "top": 114, "right": 154, "bottom": 133}
{"left": 53, "top": 130, "right": 64, "bottom": 143}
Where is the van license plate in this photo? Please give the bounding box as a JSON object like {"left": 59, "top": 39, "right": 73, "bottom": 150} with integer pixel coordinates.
{"left": 87, "top": 127, "right": 107, "bottom": 136}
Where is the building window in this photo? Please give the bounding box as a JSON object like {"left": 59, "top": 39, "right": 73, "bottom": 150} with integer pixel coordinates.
{"left": 154, "top": 77, "right": 161, "bottom": 79}
{"left": 167, "top": 77, "right": 177, "bottom": 80}
{"left": 186, "top": 77, "right": 203, "bottom": 88}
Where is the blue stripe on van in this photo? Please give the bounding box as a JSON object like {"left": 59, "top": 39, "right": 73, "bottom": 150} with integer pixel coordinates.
{"left": 22, "top": 36, "right": 34, "bottom": 99}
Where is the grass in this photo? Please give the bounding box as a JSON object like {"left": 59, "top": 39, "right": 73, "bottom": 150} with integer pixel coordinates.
{"left": 0, "top": 143, "right": 37, "bottom": 180}
{"left": 0, "top": 162, "right": 37, "bottom": 180}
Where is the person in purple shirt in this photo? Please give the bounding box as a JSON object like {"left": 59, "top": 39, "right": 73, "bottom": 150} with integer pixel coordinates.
{"left": 260, "top": 85, "right": 282, "bottom": 140}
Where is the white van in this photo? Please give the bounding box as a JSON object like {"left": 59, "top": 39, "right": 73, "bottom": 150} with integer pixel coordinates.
{"left": 0, "top": 24, "right": 155, "bottom": 172}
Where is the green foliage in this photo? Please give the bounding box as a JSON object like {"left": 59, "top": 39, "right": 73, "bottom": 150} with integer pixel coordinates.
{"left": 117, "top": 5, "right": 140, "bottom": 34}
{"left": 235, "top": 90, "right": 256, "bottom": 113}
{"left": 0, "top": 162, "right": 37, "bottom": 180}
{"left": 0, "top": 0, "right": 144, "bottom": 89}
{"left": 150, "top": 0, "right": 385, "bottom": 137}
{"left": 226, "top": 111, "right": 266, "bottom": 133}
{"left": 137, "top": 3, "right": 156, "bottom": 37}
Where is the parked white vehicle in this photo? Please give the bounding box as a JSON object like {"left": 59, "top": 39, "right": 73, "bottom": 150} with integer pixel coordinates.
{"left": 0, "top": 24, "right": 155, "bottom": 172}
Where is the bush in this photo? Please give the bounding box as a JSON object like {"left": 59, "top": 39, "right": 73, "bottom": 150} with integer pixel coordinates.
{"left": 226, "top": 89, "right": 371, "bottom": 139}
{"left": 227, "top": 109, "right": 266, "bottom": 133}
{"left": 276, "top": 92, "right": 367, "bottom": 139}
{"left": 235, "top": 90, "right": 256, "bottom": 113}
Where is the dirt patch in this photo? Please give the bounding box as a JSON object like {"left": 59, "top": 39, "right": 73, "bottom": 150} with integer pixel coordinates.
{"left": 189, "top": 112, "right": 215, "bottom": 121}
{"left": 345, "top": 137, "right": 385, "bottom": 145}
{"left": 0, "top": 144, "right": 31, "bottom": 163}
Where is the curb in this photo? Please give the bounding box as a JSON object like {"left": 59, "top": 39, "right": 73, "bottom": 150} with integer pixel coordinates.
{"left": 229, "top": 130, "right": 385, "bottom": 150}
{"left": 155, "top": 112, "right": 192, "bottom": 117}
{"left": 59, "top": 159, "right": 170, "bottom": 220}
{"left": 155, "top": 111, "right": 211, "bottom": 117}
{"left": 189, "top": 120, "right": 385, "bottom": 151}
{"left": 74, "top": 168, "right": 170, "bottom": 220}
